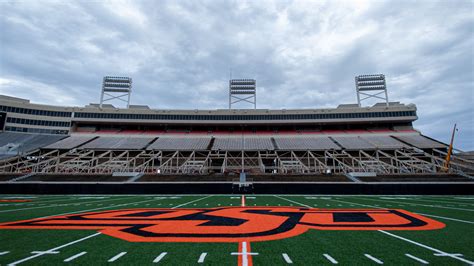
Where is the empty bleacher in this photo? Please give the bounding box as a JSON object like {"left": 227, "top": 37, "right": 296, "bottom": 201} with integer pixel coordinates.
{"left": 395, "top": 135, "right": 446, "bottom": 149}
{"left": 0, "top": 132, "right": 65, "bottom": 154}
{"left": 332, "top": 136, "right": 377, "bottom": 150}
{"left": 212, "top": 137, "right": 274, "bottom": 151}
{"left": 274, "top": 137, "right": 340, "bottom": 150}
{"left": 360, "top": 135, "right": 409, "bottom": 150}
{"left": 147, "top": 137, "right": 211, "bottom": 151}
{"left": 44, "top": 136, "right": 97, "bottom": 149}
{"left": 79, "top": 136, "right": 155, "bottom": 150}
{"left": 19, "top": 174, "right": 129, "bottom": 182}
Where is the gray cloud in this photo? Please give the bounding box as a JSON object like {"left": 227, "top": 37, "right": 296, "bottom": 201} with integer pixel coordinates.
{"left": 0, "top": 0, "right": 473, "bottom": 150}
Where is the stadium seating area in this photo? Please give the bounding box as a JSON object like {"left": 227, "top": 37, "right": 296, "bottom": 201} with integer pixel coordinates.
{"left": 147, "top": 137, "right": 211, "bottom": 151}
{"left": 80, "top": 136, "right": 155, "bottom": 150}
{"left": 273, "top": 137, "right": 340, "bottom": 150}
{"left": 212, "top": 137, "right": 274, "bottom": 151}
{"left": 0, "top": 132, "right": 65, "bottom": 154}
{"left": 357, "top": 174, "right": 473, "bottom": 182}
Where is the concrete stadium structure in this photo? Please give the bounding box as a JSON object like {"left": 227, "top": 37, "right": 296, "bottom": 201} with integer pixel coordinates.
{"left": 0, "top": 93, "right": 472, "bottom": 186}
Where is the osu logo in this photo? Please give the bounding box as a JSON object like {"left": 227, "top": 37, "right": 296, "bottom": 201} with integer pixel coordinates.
{"left": 0, "top": 207, "right": 444, "bottom": 242}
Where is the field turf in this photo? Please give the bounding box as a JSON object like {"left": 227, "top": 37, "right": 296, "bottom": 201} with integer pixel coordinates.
{"left": 0, "top": 194, "right": 473, "bottom": 265}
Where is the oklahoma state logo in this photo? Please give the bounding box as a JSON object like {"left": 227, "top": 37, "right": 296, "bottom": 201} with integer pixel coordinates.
{"left": 0, "top": 207, "right": 444, "bottom": 242}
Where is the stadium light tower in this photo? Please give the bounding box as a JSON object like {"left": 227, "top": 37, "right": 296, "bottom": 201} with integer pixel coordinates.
{"left": 229, "top": 79, "right": 257, "bottom": 109}
{"left": 100, "top": 76, "right": 132, "bottom": 108}
{"left": 355, "top": 74, "right": 389, "bottom": 107}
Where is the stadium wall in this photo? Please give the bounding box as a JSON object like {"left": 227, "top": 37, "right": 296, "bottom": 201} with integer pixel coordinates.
{"left": 1, "top": 182, "right": 472, "bottom": 195}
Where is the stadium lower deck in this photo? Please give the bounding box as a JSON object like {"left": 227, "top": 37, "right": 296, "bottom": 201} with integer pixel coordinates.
{"left": 0, "top": 194, "right": 472, "bottom": 265}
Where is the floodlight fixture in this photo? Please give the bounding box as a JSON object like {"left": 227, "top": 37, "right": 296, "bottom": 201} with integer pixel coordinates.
{"left": 355, "top": 74, "right": 389, "bottom": 107}
{"left": 100, "top": 76, "right": 132, "bottom": 108}
{"left": 229, "top": 79, "right": 257, "bottom": 109}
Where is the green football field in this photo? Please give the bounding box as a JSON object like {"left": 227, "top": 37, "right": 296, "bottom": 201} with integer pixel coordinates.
{"left": 0, "top": 194, "right": 472, "bottom": 265}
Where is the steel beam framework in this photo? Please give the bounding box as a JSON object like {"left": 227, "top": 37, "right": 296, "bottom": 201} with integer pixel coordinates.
{"left": 1, "top": 147, "right": 472, "bottom": 177}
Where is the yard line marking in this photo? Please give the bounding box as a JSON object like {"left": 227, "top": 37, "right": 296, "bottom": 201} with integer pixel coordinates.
{"left": 64, "top": 251, "right": 87, "bottom": 262}
{"left": 365, "top": 254, "right": 383, "bottom": 264}
{"left": 379, "top": 230, "right": 473, "bottom": 265}
{"left": 31, "top": 251, "right": 59, "bottom": 254}
{"left": 323, "top": 254, "right": 338, "bottom": 264}
{"left": 153, "top": 252, "right": 167, "bottom": 263}
{"left": 329, "top": 198, "right": 474, "bottom": 225}
{"left": 0, "top": 196, "right": 133, "bottom": 213}
{"left": 7, "top": 232, "right": 101, "bottom": 266}
{"left": 108, "top": 252, "right": 127, "bottom": 262}
{"left": 198, "top": 253, "right": 207, "bottom": 263}
{"left": 242, "top": 195, "right": 246, "bottom": 207}
{"left": 358, "top": 197, "right": 474, "bottom": 212}
{"left": 282, "top": 253, "right": 293, "bottom": 264}
{"left": 274, "top": 195, "right": 311, "bottom": 208}
{"left": 405, "top": 254, "right": 429, "bottom": 264}
{"left": 0, "top": 251, "right": 10, "bottom": 256}
{"left": 171, "top": 195, "right": 213, "bottom": 209}
{"left": 231, "top": 241, "right": 258, "bottom": 266}
{"left": 416, "top": 212, "right": 474, "bottom": 224}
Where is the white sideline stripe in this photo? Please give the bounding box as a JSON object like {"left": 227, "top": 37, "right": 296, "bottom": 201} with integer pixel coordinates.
{"left": 364, "top": 254, "right": 383, "bottom": 264}
{"left": 198, "top": 253, "right": 207, "bottom": 263}
{"left": 0, "top": 251, "right": 10, "bottom": 256}
{"left": 282, "top": 253, "right": 293, "bottom": 264}
{"left": 323, "top": 254, "right": 338, "bottom": 264}
{"left": 379, "top": 230, "right": 474, "bottom": 265}
{"left": 328, "top": 199, "right": 474, "bottom": 224}
{"left": 108, "top": 252, "right": 127, "bottom": 262}
{"left": 64, "top": 251, "right": 87, "bottom": 262}
{"left": 0, "top": 196, "right": 133, "bottom": 213}
{"left": 402, "top": 198, "right": 474, "bottom": 206}
{"left": 405, "top": 254, "right": 429, "bottom": 264}
{"left": 7, "top": 233, "right": 100, "bottom": 266}
{"left": 153, "top": 252, "right": 167, "bottom": 263}
{"left": 7, "top": 195, "right": 211, "bottom": 266}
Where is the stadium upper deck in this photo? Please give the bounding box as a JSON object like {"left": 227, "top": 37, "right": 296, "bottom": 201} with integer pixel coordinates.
{"left": 0, "top": 95, "right": 416, "bottom": 135}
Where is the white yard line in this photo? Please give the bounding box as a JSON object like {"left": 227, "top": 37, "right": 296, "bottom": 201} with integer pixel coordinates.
{"left": 401, "top": 198, "right": 474, "bottom": 206}
{"left": 6, "top": 195, "right": 212, "bottom": 266}
{"left": 379, "top": 230, "right": 473, "bottom": 265}
{"left": 282, "top": 253, "right": 293, "bottom": 264}
{"left": 108, "top": 252, "right": 127, "bottom": 262}
{"left": 0, "top": 251, "right": 10, "bottom": 256}
{"left": 0, "top": 196, "right": 135, "bottom": 213}
{"left": 64, "top": 251, "right": 87, "bottom": 262}
{"left": 198, "top": 253, "right": 207, "bottom": 263}
{"left": 357, "top": 197, "right": 474, "bottom": 212}
{"left": 274, "top": 195, "right": 311, "bottom": 208}
{"left": 323, "top": 254, "right": 338, "bottom": 264}
{"left": 364, "top": 254, "right": 383, "bottom": 264}
{"left": 7, "top": 233, "right": 100, "bottom": 266}
{"left": 153, "top": 252, "right": 167, "bottom": 263}
{"left": 405, "top": 253, "right": 429, "bottom": 264}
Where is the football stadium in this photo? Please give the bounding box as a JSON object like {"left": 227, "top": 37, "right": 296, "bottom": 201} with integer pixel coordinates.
{"left": 0, "top": 73, "right": 473, "bottom": 265}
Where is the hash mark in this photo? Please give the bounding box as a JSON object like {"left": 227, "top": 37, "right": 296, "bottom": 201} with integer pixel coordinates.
{"left": 153, "top": 252, "right": 167, "bottom": 263}
{"left": 198, "top": 252, "right": 207, "bottom": 263}
{"left": 108, "top": 252, "right": 127, "bottom": 262}
{"left": 365, "top": 254, "right": 383, "bottom": 264}
{"left": 324, "top": 253, "right": 338, "bottom": 264}
{"left": 282, "top": 253, "right": 293, "bottom": 264}
{"left": 64, "top": 251, "right": 87, "bottom": 262}
{"left": 405, "top": 254, "right": 429, "bottom": 264}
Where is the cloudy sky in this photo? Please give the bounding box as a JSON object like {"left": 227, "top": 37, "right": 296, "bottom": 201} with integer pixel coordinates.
{"left": 0, "top": 0, "right": 473, "bottom": 150}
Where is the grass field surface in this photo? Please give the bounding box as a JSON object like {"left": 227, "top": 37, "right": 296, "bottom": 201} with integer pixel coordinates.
{"left": 0, "top": 194, "right": 472, "bottom": 265}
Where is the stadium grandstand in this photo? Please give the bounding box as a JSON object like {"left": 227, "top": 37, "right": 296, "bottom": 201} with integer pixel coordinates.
{"left": 0, "top": 76, "right": 473, "bottom": 194}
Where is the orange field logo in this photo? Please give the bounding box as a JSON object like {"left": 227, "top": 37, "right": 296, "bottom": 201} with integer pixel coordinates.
{"left": 0, "top": 207, "right": 445, "bottom": 242}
